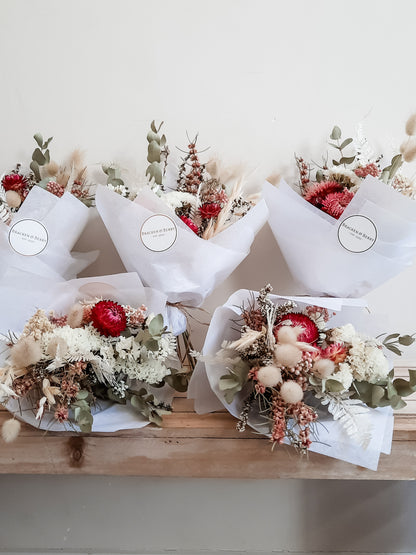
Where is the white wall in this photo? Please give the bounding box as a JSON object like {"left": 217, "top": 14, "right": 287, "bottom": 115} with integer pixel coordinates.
{"left": 1, "top": 0, "right": 416, "bottom": 553}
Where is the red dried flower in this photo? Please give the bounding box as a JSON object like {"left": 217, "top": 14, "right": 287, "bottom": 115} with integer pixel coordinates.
{"left": 54, "top": 405, "right": 69, "bottom": 422}
{"left": 2, "top": 173, "right": 29, "bottom": 195}
{"left": 321, "top": 190, "right": 354, "bottom": 219}
{"left": 354, "top": 163, "right": 380, "bottom": 178}
{"left": 199, "top": 202, "right": 222, "bottom": 219}
{"left": 304, "top": 180, "right": 344, "bottom": 207}
{"left": 274, "top": 313, "right": 319, "bottom": 344}
{"left": 91, "top": 300, "right": 127, "bottom": 337}
{"left": 180, "top": 215, "right": 199, "bottom": 234}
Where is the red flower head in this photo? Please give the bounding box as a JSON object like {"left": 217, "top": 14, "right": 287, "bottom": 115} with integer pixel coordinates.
{"left": 91, "top": 300, "right": 127, "bottom": 337}
{"left": 274, "top": 313, "right": 319, "bottom": 344}
{"left": 321, "top": 190, "right": 354, "bottom": 219}
{"left": 2, "top": 173, "right": 29, "bottom": 196}
{"left": 199, "top": 202, "right": 222, "bottom": 219}
{"left": 180, "top": 215, "right": 199, "bottom": 234}
{"left": 304, "top": 180, "right": 344, "bottom": 207}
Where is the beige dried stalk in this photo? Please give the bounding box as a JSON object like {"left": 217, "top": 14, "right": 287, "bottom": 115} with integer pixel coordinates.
{"left": 202, "top": 177, "right": 244, "bottom": 239}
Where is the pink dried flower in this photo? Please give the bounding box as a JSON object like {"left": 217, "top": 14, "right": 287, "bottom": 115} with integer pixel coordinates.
{"left": 304, "top": 180, "right": 344, "bottom": 207}
{"left": 305, "top": 305, "right": 330, "bottom": 323}
{"left": 49, "top": 315, "right": 67, "bottom": 327}
{"left": 47, "top": 181, "right": 65, "bottom": 198}
{"left": 354, "top": 163, "right": 380, "bottom": 178}
{"left": 54, "top": 405, "right": 69, "bottom": 422}
{"left": 320, "top": 343, "right": 347, "bottom": 364}
{"left": 321, "top": 190, "right": 354, "bottom": 219}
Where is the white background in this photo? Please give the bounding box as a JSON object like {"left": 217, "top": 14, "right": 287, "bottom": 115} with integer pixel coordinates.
{"left": 1, "top": 0, "right": 416, "bottom": 554}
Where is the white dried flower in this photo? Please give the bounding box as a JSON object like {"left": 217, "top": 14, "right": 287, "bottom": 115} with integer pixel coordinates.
{"left": 2, "top": 418, "right": 21, "bottom": 443}
{"left": 330, "top": 324, "right": 356, "bottom": 344}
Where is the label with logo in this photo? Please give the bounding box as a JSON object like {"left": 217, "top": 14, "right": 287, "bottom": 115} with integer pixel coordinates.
{"left": 337, "top": 215, "right": 377, "bottom": 253}
{"left": 140, "top": 214, "right": 177, "bottom": 252}
{"left": 8, "top": 219, "right": 49, "bottom": 256}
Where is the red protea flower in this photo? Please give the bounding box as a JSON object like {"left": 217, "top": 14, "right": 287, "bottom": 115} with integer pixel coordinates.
{"left": 199, "top": 202, "right": 222, "bottom": 219}
{"left": 321, "top": 343, "right": 347, "bottom": 363}
{"left": 2, "top": 173, "right": 29, "bottom": 194}
{"left": 321, "top": 190, "right": 354, "bottom": 219}
{"left": 91, "top": 300, "right": 127, "bottom": 337}
{"left": 180, "top": 215, "right": 199, "bottom": 234}
{"left": 354, "top": 163, "right": 380, "bottom": 178}
{"left": 274, "top": 313, "right": 319, "bottom": 344}
{"left": 304, "top": 180, "right": 344, "bottom": 207}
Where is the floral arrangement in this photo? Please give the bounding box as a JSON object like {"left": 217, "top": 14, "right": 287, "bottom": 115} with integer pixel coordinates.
{"left": 0, "top": 133, "right": 94, "bottom": 225}
{"left": 217, "top": 286, "right": 416, "bottom": 453}
{"left": 102, "top": 120, "right": 259, "bottom": 239}
{"left": 296, "top": 114, "right": 416, "bottom": 219}
{"left": 0, "top": 297, "right": 185, "bottom": 441}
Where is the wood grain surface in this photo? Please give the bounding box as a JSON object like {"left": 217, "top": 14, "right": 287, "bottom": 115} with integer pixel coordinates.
{"left": 1, "top": 365, "right": 415, "bottom": 479}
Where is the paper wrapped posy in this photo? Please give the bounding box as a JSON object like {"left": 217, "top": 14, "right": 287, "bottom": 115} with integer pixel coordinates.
{"left": 264, "top": 178, "right": 416, "bottom": 297}
{"left": 0, "top": 273, "right": 179, "bottom": 433}
{"left": 96, "top": 185, "right": 268, "bottom": 307}
{"left": 188, "top": 289, "right": 399, "bottom": 471}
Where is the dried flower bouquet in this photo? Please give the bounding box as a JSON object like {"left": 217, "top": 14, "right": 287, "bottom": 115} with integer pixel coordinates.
{"left": 0, "top": 273, "right": 186, "bottom": 440}
{"left": 189, "top": 286, "right": 416, "bottom": 470}
{"left": 264, "top": 115, "right": 416, "bottom": 297}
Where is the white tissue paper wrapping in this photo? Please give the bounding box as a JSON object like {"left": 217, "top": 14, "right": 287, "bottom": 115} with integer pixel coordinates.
{"left": 2, "top": 272, "right": 176, "bottom": 432}
{"left": 0, "top": 186, "right": 96, "bottom": 281}
{"left": 188, "top": 289, "right": 394, "bottom": 471}
{"left": 264, "top": 177, "right": 416, "bottom": 297}
{"left": 95, "top": 185, "right": 268, "bottom": 333}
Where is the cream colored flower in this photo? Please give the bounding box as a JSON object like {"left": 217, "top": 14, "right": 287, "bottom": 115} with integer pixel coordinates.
{"left": 42, "top": 378, "right": 61, "bottom": 405}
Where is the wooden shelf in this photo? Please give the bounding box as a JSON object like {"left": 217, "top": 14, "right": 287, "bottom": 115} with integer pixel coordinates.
{"left": 2, "top": 366, "right": 416, "bottom": 480}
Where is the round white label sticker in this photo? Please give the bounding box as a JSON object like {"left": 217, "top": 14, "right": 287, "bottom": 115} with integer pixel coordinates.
{"left": 338, "top": 215, "right": 377, "bottom": 253}
{"left": 8, "top": 219, "right": 49, "bottom": 256}
{"left": 140, "top": 214, "right": 177, "bottom": 252}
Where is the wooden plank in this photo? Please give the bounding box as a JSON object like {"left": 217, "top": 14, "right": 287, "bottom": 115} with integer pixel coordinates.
{"left": 1, "top": 365, "right": 416, "bottom": 478}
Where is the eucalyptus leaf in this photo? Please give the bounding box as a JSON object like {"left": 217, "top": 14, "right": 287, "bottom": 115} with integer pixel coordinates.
{"left": 330, "top": 126, "right": 342, "bottom": 140}
{"left": 332, "top": 159, "right": 340, "bottom": 166}
{"left": 339, "top": 156, "right": 356, "bottom": 165}
{"left": 148, "top": 314, "right": 164, "bottom": 337}
{"left": 33, "top": 133, "right": 43, "bottom": 147}
{"left": 399, "top": 335, "right": 415, "bottom": 346}
{"left": 340, "top": 138, "right": 353, "bottom": 149}
{"left": 44, "top": 149, "right": 50, "bottom": 164}
{"left": 32, "top": 148, "right": 46, "bottom": 166}
{"left": 150, "top": 120, "right": 157, "bottom": 133}
{"left": 30, "top": 160, "right": 41, "bottom": 181}
{"left": 147, "top": 141, "right": 161, "bottom": 163}
{"left": 316, "top": 170, "right": 324, "bottom": 183}
{"left": 325, "top": 379, "right": 345, "bottom": 393}
{"left": 77, "top": 390, "right": 89, "bottom": 401}
{"left": 371, "top": 385, "right": 385, "bottom": 406}
{"left": 147, "top": 130, "right": 159, "bottom": 144}
{"left": 385, "top": 344, "right": 402, "bottom": 356}
{"left": 383, "top": 333, "right": 400, "bottom": 342}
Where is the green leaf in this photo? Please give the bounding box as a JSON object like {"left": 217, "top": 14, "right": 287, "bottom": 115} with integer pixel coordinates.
{"left": 43, "top": 136, "right": 53, "bottom": 149}
{"left": 146, "top": 162, "right": 163, "bottom": 185}
{"left": 371, "top": 385, "right": 385, "bottom": 406}
{"left": 328, "top": 142, "right": 341, "bottom": 150}
{"left": 325, "top": 379, "right": 345, "bottom": 393}
{"left": 385, "top": 344, "right": 402, "bottom": 356}
{"left": 399, "top": 335, "right": 415, "bottom": 346}
{"left": 33, "top": 133, "right": 43, "bottom": 147}
{"left": 146, "top": 130, "right": 159, "bottom": 144}
{"left": 219, "top": 376, "right": 240, "bottom": 391}
{"left": 150, "top": 120, "right": 157, "bottom": 133}
{"left": 32, "top": 148, "right": 46, "bottom": 166}
{"left": 30, "top": 160, "right": 41, "bottom": 181}
{"left": 383, "top": 333, "right": 400, "bottom": 342}
{"left": 131, "top": 394, "right": 145, "bottom": 411}
{"left": 330, "top": 126, "right": 342, "bottom": 140}
{"left": 390, "top": 395, "right": 407, "bottom": 410}
{"left": 340, "top": 138, "right": 353, "bottom": 150}
{"left": 393, "top": 379, "right": 415, "bottom": 397}
{"left": 77, "top": 410, "right": 93, "bottom": 433}
{"left": 147, "top": 140, "right": 161, "bottom": 163}
{"left": 76, "top": 390, "right": 89, "bottom": 401}
{"left": 148, "top": 314, "right": 164, "bottom": 338}
{"left": 160, "top": 134, "right": 167, "bottom": 147}
{"left": 408, "top": 369, "right": 416, "bottom": 387}
{"left": 108, "top": 177, "right": 124, "bottom": 188}
{"left": 339, "top": 156, "right": 356, "bottom": 165}
{"left": 44, "top": 149, "right": 50, "bottom": 164}
{"left": 145, "top": 338, "right": 159, "bottom": 351}
{"left": 148, "top": 412, "right": 163, "bottom": 427}
{"left": 332, "top": 159, "right": 340, "bottom": 166}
